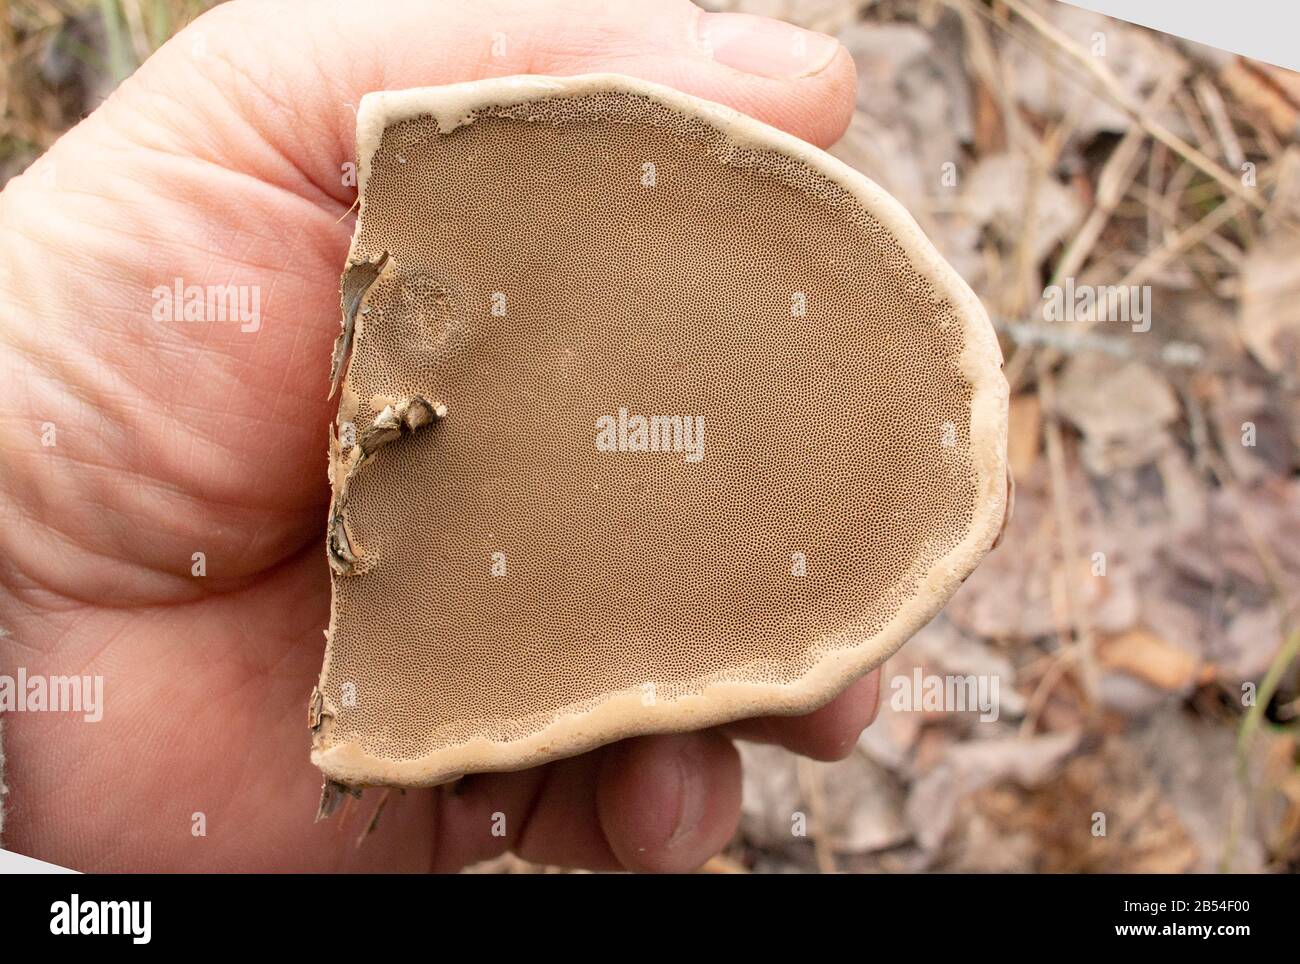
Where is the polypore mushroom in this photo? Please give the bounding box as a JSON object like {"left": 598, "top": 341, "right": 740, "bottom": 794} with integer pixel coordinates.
{"left": 312, "top": 74, "right": 1009, "bottom": 791}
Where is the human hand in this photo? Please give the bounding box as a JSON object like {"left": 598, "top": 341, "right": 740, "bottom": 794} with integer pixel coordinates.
{"left": 0, "top": 0, "right": 874, "bottom": 872}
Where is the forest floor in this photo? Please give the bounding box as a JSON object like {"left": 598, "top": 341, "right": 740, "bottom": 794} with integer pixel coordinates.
{"left": 4, "top": 0, "right": 1297, "bottom": 873}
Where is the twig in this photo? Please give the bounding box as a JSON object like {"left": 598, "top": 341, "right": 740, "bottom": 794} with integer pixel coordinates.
{"left": 1020, "top": 644, "right": 1080, "bottom": 737}
{"left": 1054, "top": 73, "right": 1182, "bottom": 288}
{"left": 996, "top": 0, "right": 1267, "bottom": 214}
{"left": 1005, "top": 73, "right": 1180, "bottom": 388}
{"left": 795, "top": 758, "right": 838, "bottom": 874}
{"left": 1037, "top": 361, "right": 1099, "bottom": 703}
{"left": 1195, "top": 75, "right": 1246, "bottom": 173}
{"left": 1007, "top": 166, "right": 1271, "bottom": 391}
{"left": 944, "top": 0, "right": 1026, "bottom": 150}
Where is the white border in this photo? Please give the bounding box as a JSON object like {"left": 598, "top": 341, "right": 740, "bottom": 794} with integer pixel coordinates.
{"left": 1062, "top": 0, "right": 1300, "bottom": 72}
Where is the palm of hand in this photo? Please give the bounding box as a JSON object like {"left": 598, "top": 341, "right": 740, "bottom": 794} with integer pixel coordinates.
{"left": 0, "top": 0, "right": 870, "bottom": 872}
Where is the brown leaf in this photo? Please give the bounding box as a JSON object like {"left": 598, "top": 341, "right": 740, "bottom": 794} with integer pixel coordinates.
{"left": 1222, "top": 59, "right": 1300, "bottom": 140}
{"left": 1097, "top": 629, "right": 1207, "bottom": 692}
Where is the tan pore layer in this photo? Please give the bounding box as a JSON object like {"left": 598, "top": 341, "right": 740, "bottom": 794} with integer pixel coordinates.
{"left": 313, "top": 74, "right": 1009, "bottom": 788}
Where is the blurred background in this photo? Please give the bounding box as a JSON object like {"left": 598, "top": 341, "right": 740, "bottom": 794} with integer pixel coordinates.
{"left": 4, "top": 0, "right": 1297, "bottom": 872}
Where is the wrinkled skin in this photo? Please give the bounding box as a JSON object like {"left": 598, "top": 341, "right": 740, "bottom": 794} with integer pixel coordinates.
{"left": 0, "top": 0, "right": 878, "bottom": 872}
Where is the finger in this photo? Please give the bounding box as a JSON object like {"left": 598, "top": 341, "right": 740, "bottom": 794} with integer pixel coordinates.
{"left": 113, "top": 0, "right": 855, "bottom": 203}
{"left": 427, "top": 729, "right": 743, "bottom": 873}
{"left": 428, "top": 756, "right": 622, "bottom": 872}
{"left": 595, "top": 731, "right": 741, "bottom": 874}
{"left": 722, "top": 669, "right": 881, "bottom": 762}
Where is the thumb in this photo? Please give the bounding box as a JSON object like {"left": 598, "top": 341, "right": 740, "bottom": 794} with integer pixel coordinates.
{"left": 99, "top": 0, "right": 856, "bottom": 206}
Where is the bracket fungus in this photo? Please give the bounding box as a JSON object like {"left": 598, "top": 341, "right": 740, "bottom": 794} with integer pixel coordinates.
{"left": 313, "top": 74, "right": 1009, "bottom": 790}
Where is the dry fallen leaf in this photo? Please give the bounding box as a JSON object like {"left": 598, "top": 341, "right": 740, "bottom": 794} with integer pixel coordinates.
{"left": 905, "top": 731, "right": 1080, "bottom": 858}
{"left": 1055, "top": 354, "right": 1180, "bottom": 474}
{"left": 1097, "top": 628, "right": 1208, "bottom": 692}
{"left": 1239, "top": 149, "right": 1300, "bottom": 375}
{"left": 738, "top": 742, "right": 909, "bottom": 857}
{"left": 962, "top": 153, "right": 1085, "bottom": 265}
{"left": 1221, "top": 59, "right": 1300, "bottom": 140}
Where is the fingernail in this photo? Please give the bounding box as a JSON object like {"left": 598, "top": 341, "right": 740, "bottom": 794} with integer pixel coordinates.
{"left": 667, "top": 738, "right": 707, "bottom": 848}
{"left": 698, "top": 12, "right": 841, "bottom": 80}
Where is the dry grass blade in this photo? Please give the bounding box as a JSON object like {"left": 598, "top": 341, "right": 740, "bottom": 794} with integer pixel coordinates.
{"left": 996, "top": 0, "right": 1267, "bottom": 215}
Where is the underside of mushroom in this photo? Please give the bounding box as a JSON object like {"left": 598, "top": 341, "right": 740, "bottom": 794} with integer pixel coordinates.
{"left": 312, "top": 74, "right": 1009, "bottom": 790}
